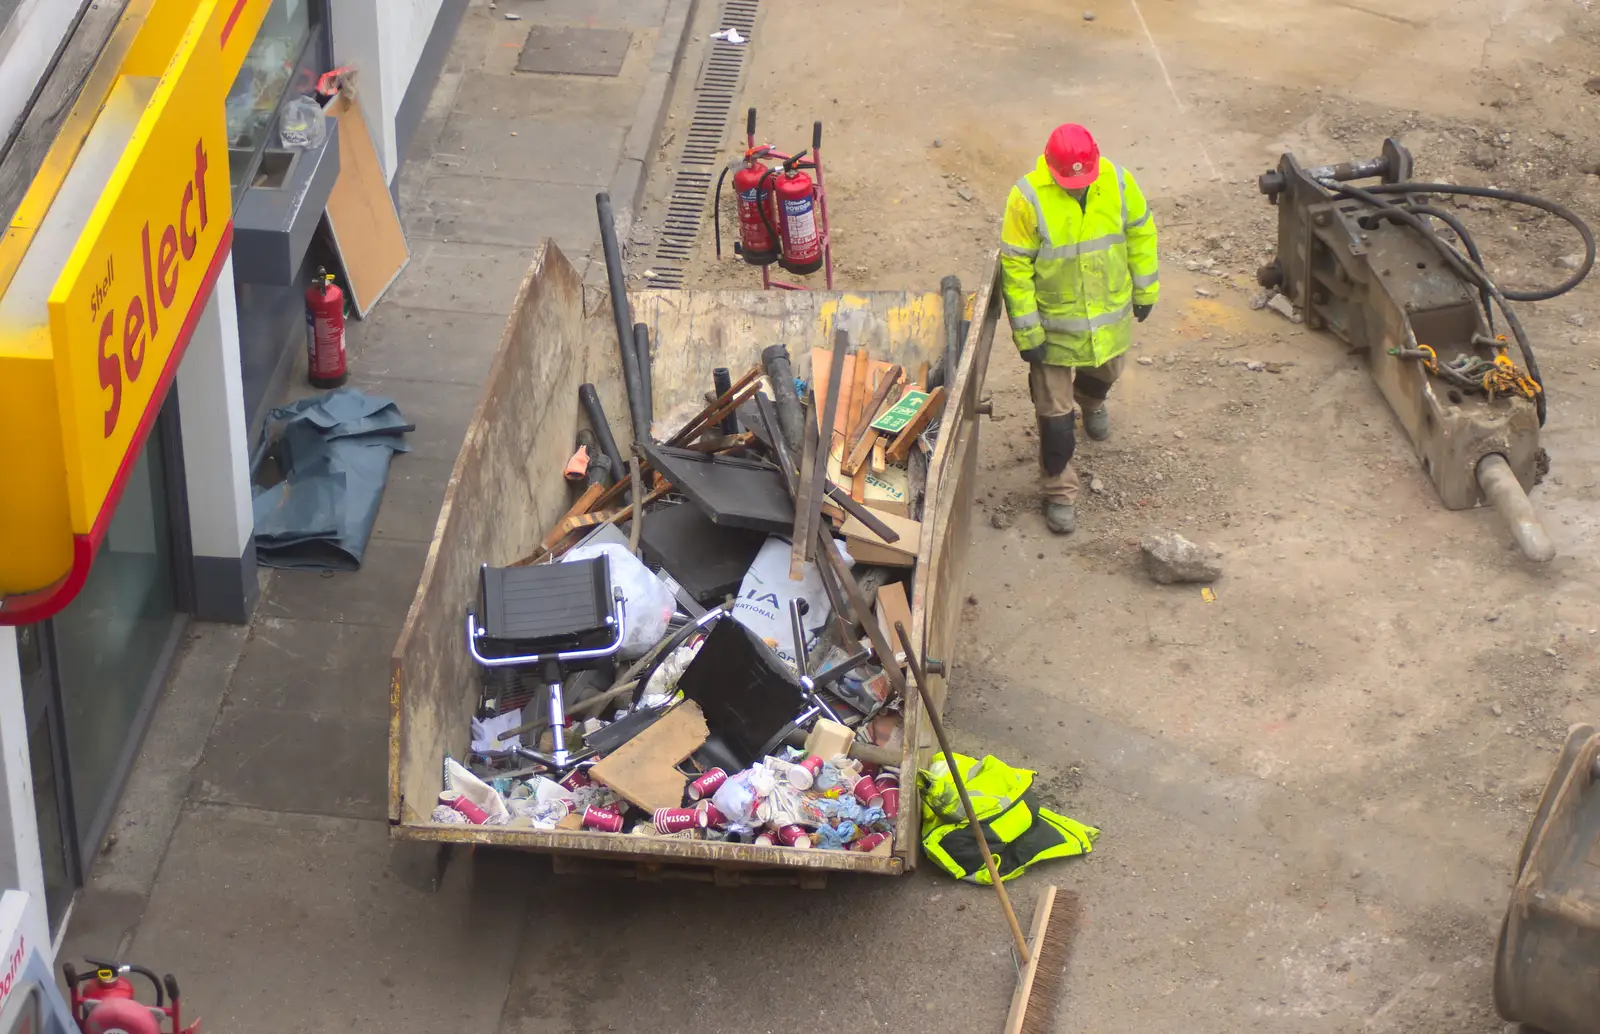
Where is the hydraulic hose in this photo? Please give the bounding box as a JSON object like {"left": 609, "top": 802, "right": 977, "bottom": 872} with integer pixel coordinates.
{"left": 1322, "top": 178, "right": 1592, "bottom": 426}
{"left": 1359, "top": 182, "right": 1596, "bottom": 301}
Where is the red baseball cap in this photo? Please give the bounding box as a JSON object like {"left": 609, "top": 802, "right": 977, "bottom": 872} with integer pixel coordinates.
{"left": 1044, "top": 124, "right": 1100, "bottom": 189}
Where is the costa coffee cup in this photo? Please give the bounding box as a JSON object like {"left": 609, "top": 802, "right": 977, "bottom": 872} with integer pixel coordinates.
{"left": 879, "top": 786, "right": 900, "bottom": 818}
{"left": 874, "top": 772, "right": 899, "bottom": 790}
{"left": 800, "top": 755, "right": 824, "bottom": 779}
{"left": 560, "top": 769, "right": 593, "bottom": 791}
{"left": 753, "top": 830, "right": 777, "bottom": 846}
{"left": 852, "top": 831, "right": 891, "bottom": 853}
{"left": 687, "top": 768, "right": 727, "bottom": 801}
{"left": 438, "top": 790, "right": 488, "bottom": 825}
{"left": 698, "top": 801, "right": 728, "bottom": 828}
{"left": 775, "top": 824, "right": 813, "bottom": 849}
{"left": 582, "top": 805, "right": 624, "bottom": 833}
{"left": 852, "top": 775, "right": 884, "bottom": 808}
{"left": 653, "top": 807, "right": 707, "bottom": 834}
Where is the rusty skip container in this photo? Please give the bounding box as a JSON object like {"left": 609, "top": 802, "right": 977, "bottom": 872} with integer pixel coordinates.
{"left": 387, "top": 242, "right": 1000, "bottom": 882}
{"left": 1495, "top": 722, "right": 1600, "bottom": 1034}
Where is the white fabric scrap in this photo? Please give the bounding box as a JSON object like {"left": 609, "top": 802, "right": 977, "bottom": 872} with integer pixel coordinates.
{"left": 710, "top": 27, "right": 746, "bottom": 43}
{"left": 471, "top": 708, "right": 523, "bottom": 754}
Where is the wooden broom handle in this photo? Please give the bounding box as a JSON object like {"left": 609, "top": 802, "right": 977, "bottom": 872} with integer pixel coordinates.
{"left": 895, "top": 621, "right": 1030, "bottom": 963}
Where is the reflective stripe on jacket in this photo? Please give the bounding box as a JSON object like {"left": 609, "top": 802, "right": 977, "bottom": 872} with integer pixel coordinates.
{"left": 920, "top": 752, "right": 1099, "bottom": 884}
{"left": 1000, "top": 155, "right": 1160, "bottom": 367}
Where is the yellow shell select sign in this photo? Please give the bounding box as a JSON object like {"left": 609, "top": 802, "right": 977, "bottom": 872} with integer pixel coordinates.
{"left": 0, "top": 0, "right": 269, "bottom": 622}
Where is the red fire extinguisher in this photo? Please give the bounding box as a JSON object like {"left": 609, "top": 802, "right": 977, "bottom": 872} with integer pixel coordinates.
{"left": 730, "top": 150, "right": 779, "bottom": 266}
{"left": 305, "top": 266, "right": 348, "bottom": 389}
{"left": 773, "top": 158, "right": 822, "bottom": 275}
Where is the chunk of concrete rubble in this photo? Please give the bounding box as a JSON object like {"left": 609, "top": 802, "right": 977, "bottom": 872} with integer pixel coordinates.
{"left": 1140, "top": 531, "right": 1223, "bottom": 584}
{"left": 1266, "top": 293, "right": 1302, "bottom": 323}
{"left": 1557, "top": 253, "right": 1586, "bottom": 271}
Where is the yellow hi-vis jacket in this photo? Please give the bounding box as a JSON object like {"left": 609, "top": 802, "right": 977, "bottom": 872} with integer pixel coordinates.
{"left": 1000, "top": 155, "right": 1160, "bottom": 367}
{"left": 920, "top": 752, "right": 1099, "bottom": 884}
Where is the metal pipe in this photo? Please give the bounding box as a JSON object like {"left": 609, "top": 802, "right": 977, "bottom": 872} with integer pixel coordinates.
{"left": 1477, "top": 453, "right": 1555, "bottom": 562}
{"left": 633, "top": 323, "right": 653, "bottom": 430}
{"left": 596, "top": 192, "right": 650, "bottom": 442}
{"left": 761, "top": 343, "right": 804, "bottom": 453}
{"left": 578, "top": 384, "right": 624, "bottom": 489}
{"left": 941, "top": 275, "right": 963, "bottom": 389}
{"left": 712, "top": 368, "right": 738, "bottom": 434}
{"left": 1303, "top": 155, "right": 1389, "bottom": 182}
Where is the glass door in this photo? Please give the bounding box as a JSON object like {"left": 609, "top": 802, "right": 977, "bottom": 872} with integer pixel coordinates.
{"left": 17, "top": 624, "right": 77, "bottom": 935}
{"left": 50, "top": 405, "right": 186, "bottom": 859}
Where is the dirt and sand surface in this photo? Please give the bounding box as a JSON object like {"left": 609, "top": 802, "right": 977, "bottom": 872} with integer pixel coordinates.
{"left": 643, "top": 0, "right": 1600, "bottom": 1029}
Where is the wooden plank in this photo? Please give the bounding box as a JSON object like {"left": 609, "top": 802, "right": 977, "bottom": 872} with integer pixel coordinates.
{"left": 847, "top": 351, "right": 871, "bottom": 501}
{"left": 842, "top": 509, "right": 921, "bottom": 566}
{"left": 540, "top": 483, "right": 605, "bottom": 550}
{"left": 589, "top": 702, "right": 709, "bottom": 812}
{"left": 324, "top": 93, "right": 410, "bottom": 316}
{"left": 886, "top": 386, "right": 947, "bottom": 463}
{"left": 811, "top": 348, "right": 895, "bottom": 439}
{"left": 871, "top": 437, "right": 887, "bottom": 474}
{"left": 844, "top": 364, "right": 904, "bottom": 455}
{"left": 875, "top": 581, "right": 913, "bottom": 669}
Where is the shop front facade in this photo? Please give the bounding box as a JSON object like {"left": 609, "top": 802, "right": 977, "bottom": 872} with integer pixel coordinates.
{"left": 0, "top": 0, "right": 463, "bottom": 953}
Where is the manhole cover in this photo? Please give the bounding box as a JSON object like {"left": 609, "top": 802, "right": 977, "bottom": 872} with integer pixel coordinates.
{"left": 516, "top": 26, "right": 632, "bottom": 77}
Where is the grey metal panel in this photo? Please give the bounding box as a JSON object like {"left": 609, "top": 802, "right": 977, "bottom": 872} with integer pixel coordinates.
{"left": 233, "top": 116, "right": 340, "bottom": 285}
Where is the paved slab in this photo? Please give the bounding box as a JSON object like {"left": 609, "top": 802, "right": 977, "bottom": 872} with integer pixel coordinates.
{"left": 345, "top": 305, "right": 507, "bottom": 385}
{"left": 225, "top": 616, "right": 396, "bottom": 716}
{"left": 129, "top": 806, "right": 532, "bottom": 1032}
{"left": 384, "top": 238, "right": 538, "bottom": 315}
{"left": 190, "top": 705, "right": 389, "bottom": 820}
{"left": 403, "top": 174, "right": 600, "bottom": 255}
{"left": 349, "top": 375, "right": 483, "bottom": 461}
{"left": 259, "top": 537, "right": 429, "bottom": 627}
{"left": 372, "top": 456, "right": 455, "bottom": 544}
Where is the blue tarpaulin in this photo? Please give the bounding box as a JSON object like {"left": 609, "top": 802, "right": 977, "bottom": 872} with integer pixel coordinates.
{"left": 252, "top": 388, "right": 414, "bottom": 570}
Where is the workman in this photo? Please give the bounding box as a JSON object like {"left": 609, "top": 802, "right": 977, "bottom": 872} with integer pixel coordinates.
{"left": 1000, "top": 123, "right": 1160, "bottom": 534}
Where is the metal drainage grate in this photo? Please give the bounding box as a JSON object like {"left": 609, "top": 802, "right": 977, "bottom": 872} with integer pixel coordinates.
{"left": 647, "top": 0, "right": 760, "bottom": 289}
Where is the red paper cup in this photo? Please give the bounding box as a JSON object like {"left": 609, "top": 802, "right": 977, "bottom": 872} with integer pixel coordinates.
{"left": 852, "top": 831, "right": 891, "bottom": 853}
{"left": 653, "top": 807, "right": 706, "bottom": 834}
{"left": 874, "top": 772, "right": 899, "bottom": 790}
{"left": 560, "top": 769, "right": 593, "bottom": 791}
{"left": 852, "top": 775, "right": 884, "bottom": 808}
{"left": 698, "top": 801, "right": 728, "bottom": 828}
{"left": 687, "top": 768, "right": 727, "bottom": 801}
{"left": 439, "top": 790, "right": 488, "bottom": 825}
{"left": 776, "top": 824, "right": 813, "bottom": 849}
{"left": 799, "top": 755, "right": 824, "bottom": 779}
{"left": 753, "top": 831, "right": 777, "bottom": 846}
{"left": 582, "top": 805, "right": 624, "bottom": 833}
{"left": 879, "top": 786, "right": 900, "bottom": 818}
{"left": 858, "top": 762, "right": 880, "bottom": 779}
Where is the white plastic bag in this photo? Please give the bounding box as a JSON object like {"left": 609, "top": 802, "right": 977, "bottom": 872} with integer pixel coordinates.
{"left": 561, "top": 542, "right": 675, "bottom": 658}
{"left": 278, "top": 95, "right": 327, "bottom": 149}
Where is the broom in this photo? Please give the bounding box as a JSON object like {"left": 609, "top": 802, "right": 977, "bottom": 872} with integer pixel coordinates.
{"left": 895, "top": 622, "right": 1079, "bottom": 1033}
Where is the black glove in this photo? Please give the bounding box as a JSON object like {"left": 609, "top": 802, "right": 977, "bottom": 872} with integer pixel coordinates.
{"left": 1018, "top": 345, "right": 1046, "bottom": 365}
{"left": 1133, "top": 303, "right": 1153, "bottom": 323}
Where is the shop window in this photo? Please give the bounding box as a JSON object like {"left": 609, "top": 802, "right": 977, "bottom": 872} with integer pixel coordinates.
{"left": 225, "top": 0, "right": 326, "bottom": 199}
{"left": 53, "top": 433, "right": 179, "bottom": 848}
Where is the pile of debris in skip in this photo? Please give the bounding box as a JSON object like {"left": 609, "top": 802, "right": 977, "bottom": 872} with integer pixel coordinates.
{"left": 438, "top": 306, "right": 962, "bottom": 854}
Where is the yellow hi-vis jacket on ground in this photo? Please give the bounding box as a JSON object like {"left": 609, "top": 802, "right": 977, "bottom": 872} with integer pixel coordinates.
{"left": 1000, "top": 155, "right": 1160, "bottom": 367}
{"left": 920, "top": 752, "right": 1099, "bottom": 883}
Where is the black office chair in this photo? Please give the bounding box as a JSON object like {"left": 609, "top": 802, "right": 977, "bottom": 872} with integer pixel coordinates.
{"left": 465, "top": 555, "right": 626, "bottom": 773}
